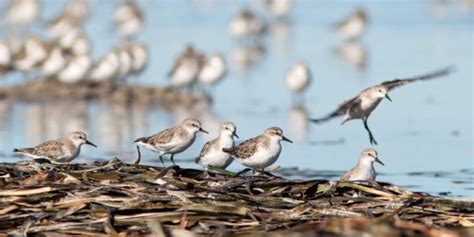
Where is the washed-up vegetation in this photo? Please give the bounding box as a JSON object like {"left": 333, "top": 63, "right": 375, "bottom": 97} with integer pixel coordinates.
{"left": 0, "top": 158, "right": 472, "bottom": 236}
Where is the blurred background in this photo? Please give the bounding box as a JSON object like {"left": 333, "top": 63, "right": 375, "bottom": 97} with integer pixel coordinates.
{"left": 0, "top": 0, "right": 472, "bottom": 197}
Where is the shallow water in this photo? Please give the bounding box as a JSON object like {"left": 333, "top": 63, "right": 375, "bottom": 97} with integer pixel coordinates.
{"left": 0, "top": 0, "right": 472, "bottom": 198}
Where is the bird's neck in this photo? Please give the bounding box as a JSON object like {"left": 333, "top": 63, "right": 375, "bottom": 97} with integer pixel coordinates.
{"left": 217, "top": 134, "right": 234, "bottom": 147}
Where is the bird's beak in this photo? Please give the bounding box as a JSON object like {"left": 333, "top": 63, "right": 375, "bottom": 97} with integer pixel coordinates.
{"left": 282, "top": 136, "right": 293, "bottom": 143}
{"left": 199, "top": 128, "right": 209, "bottom": 134}
{"left": 375, "top": 157, "right": 385, "bottom": 166}
{"left": 385, "top": 94, "right": 392, "bottom": 102}
{"left": 233, "top": 132, "right": 239, "bottom": 139}
{"left": 85, "top": 140, "right": 97, "bottom": 148}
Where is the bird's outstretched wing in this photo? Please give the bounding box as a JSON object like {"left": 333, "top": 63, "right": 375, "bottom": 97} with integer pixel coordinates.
{"left": 381, "top": 66, "right": 454, "bottom": 91}
{"left": 309, "top": 96, "right": 361, "bottom": 124}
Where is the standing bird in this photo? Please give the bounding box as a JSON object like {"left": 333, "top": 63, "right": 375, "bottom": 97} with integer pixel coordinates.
{"left": 341, "top": 148, "right": 384, "bottom": 181}
{"left": 0, "top": 42, "right": 12, "bottom": 75}
{"left": 223, "top": 127, "right": 292, "bottom": 174}
{"left": 57, "top": 54, "right": 91, "bottom": 83}
{"left": 229, "top": 9, "right": 265, "bottom": 38}
{"left": 128, "top": 43, "right": 148, "bottom": 76}
{"left": 90, "top": 50, "right": 120, "bottom": 81}
{"left": 286, "top": 61, "right": 311, "bottom": 94}
{"left": 336, "top": 8, "right": 368, "bottom": 41}
{"left": 40, "top": 46, "right": 67, "bottom": 76}
{"left": 196, "top": 122, "right": 238, "bottom": 170}
{"left": 13, "top": 131, "right": 97, "bottom": 163}
{"left": 198, "top": 53, "right": 226, "bottom": 87}
{"left": 5, "top": 0, "right": 39, "bottom": 26}
{"left": 134, "top": 118, "right": 208, "bottom": 166}
{"left": 115, "top": 1, "right": 144, "bottom": 39}
{"left": 168, "top": 45, "right": 204, "bottom": 88}
{"left": 309, "top": 67, "right": 453, "bottom": 145}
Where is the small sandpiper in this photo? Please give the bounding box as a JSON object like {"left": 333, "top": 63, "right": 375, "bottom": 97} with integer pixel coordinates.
{"left": 286, "top": 60, "right": 311, "bottom": 94}
{"left": 134, "top": 118, "right": 208, "bottom": 166}
{"left": 57, "top": 54, "right": 91, "bottom": 83}
{"left": 168, "top": 45, "right": 204, "bottom": 88}
{"left": 263, "top": 0, "right": 293, "bottom": 17}
{"left": 310, "top": 67, "right": 453, "bottom": 145}
{"left": 229, "top": 9, "right": 265, "bottom": 38}
{"left": 41, "top": 46, "right": 66, "bottom": 76}
{"left": 115, "top": 1, "right": 143, "bottom": 38}
{"left": 0, "top": 42, "right": 12, "bottom": 74}
{"left": 13, "top": 131, "right": 97, "bottom": 163}
{"left": 340, "top": 148, "right": 384, "bottom": 181}
{"left": 196, "top": 122, "right": 238, "bottom": 170}
{"left": 6, "top": 0, "right": 39, "bottom": 26}
{"left": 13, "top": 36, "right": 50, "bottom": 72}
{"left": 90, "top": 49, "right": 120, "bottom": 81}
{"left": 198, "top": 53, "right": 226, "bottom": 87}
{"left": 223, "top": 127, "right": 292, "bottom": 174}
{"left": 127, "top": 43, "right": 148, "bottom": 75}
{"left": 336, "top": 8, "right": 368, "bottom": 41}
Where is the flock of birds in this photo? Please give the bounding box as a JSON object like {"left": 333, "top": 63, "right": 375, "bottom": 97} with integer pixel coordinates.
{"left": 4, "top": 0, "right": 455, "bottom": 182}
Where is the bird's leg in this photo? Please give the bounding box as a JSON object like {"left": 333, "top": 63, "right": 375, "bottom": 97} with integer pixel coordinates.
{"left": 363, "top": 118, "right": 378, "bottom": 145}
{"left": 133, "top": 146, "right": 141, "bottom": 165}
{"left": 158, "top": 155, "right": 165, "bottom": 167}
{"left": 235, "top": 168, "right": 252, "bottom": 177}
{"left": 170, "top": 154, "right": 176, "bottom": 166}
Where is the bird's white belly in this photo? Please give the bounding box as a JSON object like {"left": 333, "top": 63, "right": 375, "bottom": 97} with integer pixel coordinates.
{"left": 341, "top": 19, "right": 364, "bottom": 39}
{"left": 200, "top": 148, "right": 233, "bottom": 168}
{"left": 237, "top": 144, "right": 281, "bottom": 170}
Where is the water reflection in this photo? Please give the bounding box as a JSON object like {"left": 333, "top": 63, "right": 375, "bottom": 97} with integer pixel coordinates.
{"left": 334, "top": 41, "right": 367, "bottom": 71}
{"left": 287, "top": 104, "right": 309, "bottom": 143}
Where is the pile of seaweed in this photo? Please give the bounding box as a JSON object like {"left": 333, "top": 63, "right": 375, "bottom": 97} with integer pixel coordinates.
{"left": 0, "top": 159, "right": 472, "bottom": 236}
{"left": 0, "top": 79, "right": 208, "bottom": 108}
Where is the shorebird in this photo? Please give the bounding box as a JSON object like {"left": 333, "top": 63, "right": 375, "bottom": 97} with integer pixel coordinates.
{"left": 57, "top": 54, "right": 91, "bottom": 83}
{"left": 115, "top": 1, "right": 143, "bottom": 38}
{"left": 341, "top": 148, "right": 384, "bottom": 181}
{"left": 13, "top": 131, "right": 97, "bottom": 163}
{"left": 13, "top": 37, "right": 50, "bottom": 72}
{"left": 263, "top": 0, "right": 293, "bottom": 17}
{"left": 229, "top": 9, "right": 265, "bottom": 38}
{"left": 0, "top": 42, "right": 12, "bottom": 74}
{"left": 128, "top": 43, "right": 147, "bottom": 75}
{"left": 134, "top": 118, "right": 208, "bottom": 166}
{"left": 168, "top": 45, "right": 204, "bottom": 88}
{"left": 336, "top": 8, "right": 368, "bottom": 41}
{"left": 286, "top": 61, "right": 311, "bottom": 94}
{"left": 196, "top": 122, "right": 238, "bottom": 170}
{"left": 223, "top": 127, "right": 292, "bottom": 174}
{"left": 309, "top": 67, "right": 453, "bottom": 145}
{"left": 6, "top": 0, "right": 39, "bottom": 26}
{"left": 116, "top": 46, "right": 132, "bottom": 80}
{"left": 90, "top": 49, "right": 120, "bottom": 81}
{"left": 198, "top": 53, "right": 226, "bottom": 87}
{"left": 41, "top": 46, "right": 66, "bottom": 76}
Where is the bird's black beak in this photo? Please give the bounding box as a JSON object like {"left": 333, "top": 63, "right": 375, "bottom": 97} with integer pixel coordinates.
{"left": 86, "top": 140, "right": 97, "bottom": 148}
{"left": 233, "top": 132, "right": 239, "bottom": 139}
{"left": 375, "top": 157, "right": 385, "bottom": 166}
{"left": 199, "top": 128, "right": 209, "bottom": 134}
{"left": 385, "top": 94, "right": 392, "bottom": 102}
{"left": 282, "top": 136, "right": 293, "bottom": 143}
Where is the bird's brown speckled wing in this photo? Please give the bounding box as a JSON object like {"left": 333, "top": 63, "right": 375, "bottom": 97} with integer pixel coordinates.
{"left": 225, "top": 137, "right": 259, "bottom": 159}
{"left": 17, "top": 140, "right": 67, "bottom": 160}
{"left": 340, "top": 168, "right": 354, "bottom": 181}
{"left": 148, "top": 127, "right": 181, "bottom": 145}
{"left": 381, "top": 67, "right": 453, "bottom": 91}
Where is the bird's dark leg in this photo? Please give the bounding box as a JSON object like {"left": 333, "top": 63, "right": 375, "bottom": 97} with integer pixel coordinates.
{"left": 158, "top": 155, "right": 165, "bottom": 167}
{"left": 363, "top": 118, "right": 378, "bottom": 145}
{"left": 235, "top": 168, "right": 252, "bottom": 176}
{"left": 170, "top": 154, "right": 176, "bottom": 166}
{"left": 133, "top": 146, "right": 141, "bottom": 165}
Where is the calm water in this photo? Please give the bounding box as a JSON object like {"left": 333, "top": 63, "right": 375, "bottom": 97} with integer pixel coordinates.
{"left": 0, "top": 0, "right": 472, "bottom": 198}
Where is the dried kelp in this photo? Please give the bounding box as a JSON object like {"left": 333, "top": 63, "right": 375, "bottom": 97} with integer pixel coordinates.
{"left": 0, "top": 158, "right": 472, "bottom": 236}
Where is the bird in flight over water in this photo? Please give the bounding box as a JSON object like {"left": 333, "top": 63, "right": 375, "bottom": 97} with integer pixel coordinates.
{"left": 309, "top": 67, "right": 454, "bottom": 145}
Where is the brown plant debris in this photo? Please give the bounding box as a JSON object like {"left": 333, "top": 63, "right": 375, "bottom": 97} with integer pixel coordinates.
{"left": 0, "top": 158, "right": 472, "bottom": 236}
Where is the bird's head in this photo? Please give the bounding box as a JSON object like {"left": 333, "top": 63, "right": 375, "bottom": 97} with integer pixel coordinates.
{"left": 264, "top": 127, "right": 293, "bottom": 143}
{"left": 221, "top": 122, "right": 238, "bottom": 139}
{"left": 373, "top": 86, "right": 392, "bottom": 102}
{"left": 182, "top": 118, "right": 208, "bottom": 134}
{"left": 360, "top": 148, "right": 384, "bottom": 166}
{"left": 68, "top": 131, "right": 97, "bottom": 148}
